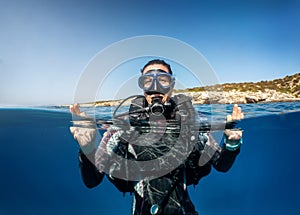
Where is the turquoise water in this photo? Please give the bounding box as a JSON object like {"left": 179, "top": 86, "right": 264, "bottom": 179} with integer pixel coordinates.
{"left": 0, "top": 102, "right": 300, "bottom": 215}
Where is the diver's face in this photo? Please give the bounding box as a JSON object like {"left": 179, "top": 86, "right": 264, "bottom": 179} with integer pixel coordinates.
{"left": 142, "top": 64, "right": 174, "bottom": 105}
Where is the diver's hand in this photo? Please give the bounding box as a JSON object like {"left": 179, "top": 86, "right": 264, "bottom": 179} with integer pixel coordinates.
{"left": 226, "top": 104, "right": 244, "bottom": 122}
{"left": 224, "top": 128, "right": 243, "bottom": 151}
{"left": 69, "top": 104, "right": 97, "bottom": 154}
{"left": 70, "top": 103, "right": 87, "bottom": 117}
{"left": 224, "top": 129, "right": 243, "bottom": 141}
{"left": 224, "top": 104, "right": 244, "bottom": 151}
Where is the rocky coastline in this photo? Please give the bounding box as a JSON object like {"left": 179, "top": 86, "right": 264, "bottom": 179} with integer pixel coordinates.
{"left": 92, "top": 73, "right": 300, "bottom": 106}
{"left": 179, "top": 89, "right": 300, "bottom": 105}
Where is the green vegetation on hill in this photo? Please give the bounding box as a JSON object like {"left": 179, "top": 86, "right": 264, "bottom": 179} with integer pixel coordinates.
{"left": 175, "top": 73, "right": 300, "bottom": 97}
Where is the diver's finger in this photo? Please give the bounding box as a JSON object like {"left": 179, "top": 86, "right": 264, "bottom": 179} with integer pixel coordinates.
{"left": 70, "top": 127, "right": 76, "bottom": 135}
{"left": 240, "top": 112, "right": 244, "bottom": 119}
{"left": 231, "top": 104, "right": 239, "bottom": 120}
{"left": 73, "top": 103, "right": 82, "bottom": 115}
{"left": 69, "top": 105, "right": 75, "bottom": 114}
{"left": 236, "top": 107, "right": 242, "bottom": 120}
{"left": 236, "top": 106, "right": 244, "bottom": 120}
{"left": 226, "top": 115, "right": 232, "bottom": 122}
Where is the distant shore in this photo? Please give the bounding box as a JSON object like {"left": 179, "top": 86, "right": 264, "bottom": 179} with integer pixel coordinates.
{"left": 89, "top": 90, "right": 300, "bottom": 107}
{"left": 68, "top": 73, "right": 300, "bottom": 107}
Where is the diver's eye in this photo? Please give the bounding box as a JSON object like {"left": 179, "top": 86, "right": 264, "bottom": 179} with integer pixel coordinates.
{"left": 142, "top": 76, "right": 154, "bottom": 88}
{"left": 157, "top": 75, "right": 171, "bottom": 87}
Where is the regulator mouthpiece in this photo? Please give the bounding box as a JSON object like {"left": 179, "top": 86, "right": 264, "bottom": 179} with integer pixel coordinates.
{"left": 150, "top": 97, "right": 165, "bottom": 116}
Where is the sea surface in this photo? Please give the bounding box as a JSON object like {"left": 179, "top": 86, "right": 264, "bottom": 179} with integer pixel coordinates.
{"left": 1, "top": 102, "right": 300, "bottom": 215}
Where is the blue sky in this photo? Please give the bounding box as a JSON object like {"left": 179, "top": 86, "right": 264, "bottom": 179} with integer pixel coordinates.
{"left": 1, "top": 0, "right": 299, "bottom": 105}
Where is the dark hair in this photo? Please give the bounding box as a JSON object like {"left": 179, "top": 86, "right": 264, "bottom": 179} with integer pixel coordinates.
{"left": 141, "top": 59, "right": 173, "bottom": 75}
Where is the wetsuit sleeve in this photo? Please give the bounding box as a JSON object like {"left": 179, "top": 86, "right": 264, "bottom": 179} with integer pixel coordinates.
{"left": 212, "top": 145, "right": 240, "bottom": 172}
{"left": 209, "top": 134, "right": 240, "bottom": 172}
{"left": 78, "top": 150, "right": 105, "bottom": 188}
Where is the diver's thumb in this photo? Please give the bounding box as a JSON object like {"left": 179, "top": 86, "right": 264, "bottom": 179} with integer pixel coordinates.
{"left": 69, "top": 127, "right": 76, "bottom": 136}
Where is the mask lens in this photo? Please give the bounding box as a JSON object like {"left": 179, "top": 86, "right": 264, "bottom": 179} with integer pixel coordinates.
{"left": 157, "top": 74, "right": 171, "bottom": 87}
{"left": 140, "top": 76, "right": 154, "bottom": 89}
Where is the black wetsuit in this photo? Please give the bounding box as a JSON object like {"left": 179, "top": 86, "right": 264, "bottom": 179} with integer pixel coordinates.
{"left": 78, "top": 94, "right": 240, "bottom": 215}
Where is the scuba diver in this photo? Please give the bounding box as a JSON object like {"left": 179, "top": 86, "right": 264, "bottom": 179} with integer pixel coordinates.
{"left": 70, "top": 59, "right": 244, "bottom": 215}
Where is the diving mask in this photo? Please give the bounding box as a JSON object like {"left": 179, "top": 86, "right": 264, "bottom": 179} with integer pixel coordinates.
{"left": 138, "top": 69, "right": 175, "bottom": 94}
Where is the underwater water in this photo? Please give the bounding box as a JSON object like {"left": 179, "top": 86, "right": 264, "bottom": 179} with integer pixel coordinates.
{"left": 0, "top": 102, "right": 300, "bottom": 215}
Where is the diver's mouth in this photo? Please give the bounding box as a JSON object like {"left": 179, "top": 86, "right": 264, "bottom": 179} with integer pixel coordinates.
{"left": 149, "top": 94, "right": 164, "bottom": 102}
{"left": 145, "top": 91, "right": 164, "bottom": 99}
{"left": 145, "top": 91, "right": 162, "bottom": 95}
{"left": 145, "top": 91, "right": 166, "bottom": 104}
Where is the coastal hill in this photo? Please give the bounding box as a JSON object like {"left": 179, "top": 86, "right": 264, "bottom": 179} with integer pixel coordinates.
{"left": 175, "top": 73, "right": 300, "bottom": 104}
{"left": 94, "top": 73, "right": 300, "bottom": 106}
